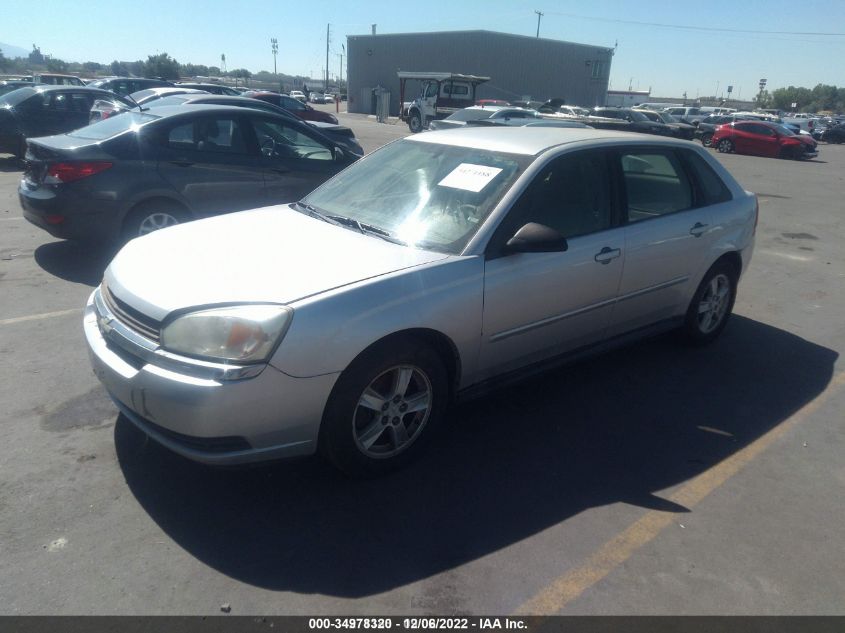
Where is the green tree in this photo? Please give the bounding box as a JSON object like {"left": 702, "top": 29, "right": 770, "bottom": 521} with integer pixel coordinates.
{"left": 83, "top": 61, "right": 102, "bottom": 73}
{"left": 0, "top": 47, "right": 7, "bottom": 71}
{"left": 46, "top": 57, "right": 69, "bottom": 73}
{"left": 143, "top": 53, "right": 180, "bottom": 80}
{"left": 28, "top": 44, "right": 45, "bottom": 65}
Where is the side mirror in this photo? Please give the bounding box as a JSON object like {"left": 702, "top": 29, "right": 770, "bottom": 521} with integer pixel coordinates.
{"left": 333, "top": 146, "right": 346, "bottom": 162}
{"left": 505, "top": 222, "right": 568, "bottom": 254}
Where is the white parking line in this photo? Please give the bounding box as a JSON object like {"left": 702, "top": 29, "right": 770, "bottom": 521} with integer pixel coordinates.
{"left": 0, "top": 217, "right": 24, "bottom": 221}
{"left": 0, "top": 308, "right": 81, "bottom": 326}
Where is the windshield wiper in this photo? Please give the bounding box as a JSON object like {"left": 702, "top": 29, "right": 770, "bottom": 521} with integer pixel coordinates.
{"left": 328, "top": 215, "right": 407, "bottom": 245}
{"left": 293, "top": 202, "right": 406, "bottom": 245}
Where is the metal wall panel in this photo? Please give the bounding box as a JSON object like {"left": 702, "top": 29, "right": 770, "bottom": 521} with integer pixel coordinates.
{"left": 347, "top": 30, "right": 613, "bottom": 117}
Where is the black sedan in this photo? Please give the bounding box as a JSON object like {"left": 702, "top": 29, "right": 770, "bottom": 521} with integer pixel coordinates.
{"left": 633, "top": 108, "right": 696, "bottom": 140}
{"left": 19, "top": 105, "right": 358, "bottom": 243}
{"left": 88, "top": 93, "right": 364, "bottom": 157}
{"left": 821, "top": 124, "right": 845, "bottom": 144}
{"left": 0, "top": 85, "right": 134, "bottom": 157}
{"left": 589, "top": 108, "right": 673, "bottom": 136}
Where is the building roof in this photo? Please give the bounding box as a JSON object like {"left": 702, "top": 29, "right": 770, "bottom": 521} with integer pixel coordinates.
{"left": 348, "top": 29, "right": 614, "bottom": 53}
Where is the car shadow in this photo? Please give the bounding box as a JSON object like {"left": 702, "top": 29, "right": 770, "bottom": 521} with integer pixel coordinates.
{"left": 115, "top": 316, "right": 837, "bottom": 597}
{"left": 34, "top": 240, "right": 117, "bottom": 286}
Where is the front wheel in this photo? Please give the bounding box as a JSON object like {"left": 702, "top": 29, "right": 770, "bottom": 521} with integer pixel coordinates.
{"left": 681, "top": 262, "right": 737, "bottom": 345}
{"left": 717, "top": 138, "right": 734, "bottom": 153}
{"left": 700, "top": 132, "right": 713, "bottom": 148}
{"left": 408, "top": 111, "right": 424, "bottom": 133}
{"left": 319, "top": 338, "right": 449, "bottom": 476}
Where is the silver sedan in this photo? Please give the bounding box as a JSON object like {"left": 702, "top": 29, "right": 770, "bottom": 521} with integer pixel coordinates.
{"left": 85, "top": 127, "right": 757, "bottom": 475}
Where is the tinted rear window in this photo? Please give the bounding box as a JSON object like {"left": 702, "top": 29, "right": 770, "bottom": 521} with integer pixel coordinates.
{"left": 68, "top": 112, "right": 159, "bottom": 140}
{"left": 681, "top": 150, "right": 732, "bottom": 206}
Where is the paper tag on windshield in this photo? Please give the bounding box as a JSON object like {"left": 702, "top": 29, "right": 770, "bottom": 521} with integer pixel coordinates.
{"left": 438, "top": 163, "right": 503, "bottom": 193}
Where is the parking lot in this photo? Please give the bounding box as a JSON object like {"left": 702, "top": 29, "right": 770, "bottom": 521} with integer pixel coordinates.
{"left": 1, "top": 114, "right": 844, "bottom": 615}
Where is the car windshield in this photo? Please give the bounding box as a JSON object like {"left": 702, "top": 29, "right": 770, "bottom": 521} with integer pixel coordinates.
{"left": 628, "top": 110, "right": 649, "bottom": 122}
{"left": 447, "top": 109, "right": 495, "bottom": 122}
{"left": 301, "top": 139, "right": 530, "bottom": 254}
{"left": 149, "top": 95, "right": 192, "bottom": 107}
{"left": 774, "top": 125, "right": 795, "bottom": 136}
{"left": 68, "top": 112, "right": 159, "bottom": 140}
{"left": 657, "top": 112, "right": 676, "bottom": 123}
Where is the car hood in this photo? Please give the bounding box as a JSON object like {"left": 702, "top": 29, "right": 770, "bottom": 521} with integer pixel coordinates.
{"left": 105, "top": 205, "right": 450, "bottom": 321}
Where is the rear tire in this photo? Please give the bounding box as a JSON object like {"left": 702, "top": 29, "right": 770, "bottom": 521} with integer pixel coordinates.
{"left": 717, "top": 138, "right": 734, "bottom": 153}
{"left": 681, "top": 261, "right": 738, "bottom": 346}
{"left": 122, "top": 200, "right": 188, "bottom": 242}
{"left": 319, "top": 337, "right": 449, "bottom": 477}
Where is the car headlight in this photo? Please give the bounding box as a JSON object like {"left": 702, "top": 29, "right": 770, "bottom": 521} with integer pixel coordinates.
{"left": 160, "top": 304, "right": 293, "bottom": 363}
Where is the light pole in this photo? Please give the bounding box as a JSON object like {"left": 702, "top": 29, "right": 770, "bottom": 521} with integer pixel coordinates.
{"left": 534, "top": 10, "right": 544, "bottom": 37}
{"left": 271, "top": 38, "right": 279, "bottom": 91}
{"left": 338, "top": 44, "right": 345, "bottom": 92}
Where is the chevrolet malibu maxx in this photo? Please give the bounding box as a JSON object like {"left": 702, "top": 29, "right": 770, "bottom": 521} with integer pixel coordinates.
{"left": 85, "top": 128, "right": 757, "bottom": 475}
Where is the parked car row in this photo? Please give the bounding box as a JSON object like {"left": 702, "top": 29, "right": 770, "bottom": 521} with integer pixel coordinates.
{"left": 0, "top": 83, "right": 348, "bottom": 158}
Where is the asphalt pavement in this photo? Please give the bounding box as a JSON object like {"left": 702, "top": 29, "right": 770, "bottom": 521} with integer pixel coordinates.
{"left": 0, "top": 114, "right": 843, "bottom": 615}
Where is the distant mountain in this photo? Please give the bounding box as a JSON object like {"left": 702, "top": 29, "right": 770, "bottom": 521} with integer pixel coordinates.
{"left": 0, "top": 42, "right": 31, "bottom": 59}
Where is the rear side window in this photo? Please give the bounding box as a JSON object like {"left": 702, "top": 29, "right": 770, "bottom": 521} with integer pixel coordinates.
{"left": 620, "top": 151, "right": 693, "bottom": 222}
{"left": 680, "top": 151, "right": 732, "bottom": 206}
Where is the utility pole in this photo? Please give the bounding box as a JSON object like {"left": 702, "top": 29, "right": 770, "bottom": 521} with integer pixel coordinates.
{"left": 220, "top": 54, "right": 226, "bottom": 75}
{"left": 271, "top": 38, "right": 279, "bottom": 91}
{"left": 325, "top": 24, "right": 330, "bottom": 93}
{"left": 338, "top": 43, "right": 345, "bottom": 89}
{"left": 534, "top": 10, "right": 544, "bottom": 38}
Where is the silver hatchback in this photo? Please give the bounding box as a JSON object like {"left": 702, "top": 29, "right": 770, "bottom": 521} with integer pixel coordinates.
{"left": 85, "top": 128, "right": 757, "bottom": 475}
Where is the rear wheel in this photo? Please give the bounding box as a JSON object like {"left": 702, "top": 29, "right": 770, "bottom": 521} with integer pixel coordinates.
{"left": 717, "top": 138, "right": 734, "bottom": 153}
{"left": 122, "top": 200, "right": 188, "bottom": 242}
{"left": 319, "top": 337, "right": 449, "bottom": 476}
{"left": 700, "top": 132, "right": 713, "bottom": 148}
{"left": 682, "top": 261, "right": 738, "bottom": 345}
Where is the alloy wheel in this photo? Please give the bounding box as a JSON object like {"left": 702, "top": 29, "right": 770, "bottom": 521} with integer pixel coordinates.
{"left": 697, "top": 273, "right": 731, "bottom": 334}
{"left": 138, "top": 212, "right": 180, "bottom": 236}
{"left": 352, "top": 365, "right": 433, "bottom": 458}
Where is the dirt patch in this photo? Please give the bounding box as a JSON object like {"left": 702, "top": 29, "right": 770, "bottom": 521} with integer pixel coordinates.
{"left": 40, "top": 387, "right": 117, "bottom": 432}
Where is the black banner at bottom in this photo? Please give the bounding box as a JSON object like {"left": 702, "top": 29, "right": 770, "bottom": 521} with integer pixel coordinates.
{"left": 1, "top": 616, "right": 844, "bottom": 633}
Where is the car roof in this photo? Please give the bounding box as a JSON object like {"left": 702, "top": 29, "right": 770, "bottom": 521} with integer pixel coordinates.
{"left": 147, "top": 104, "right": 290, "bottom": 118}
{"left": 408, "top": 126, "right": 692, "bottom": 156}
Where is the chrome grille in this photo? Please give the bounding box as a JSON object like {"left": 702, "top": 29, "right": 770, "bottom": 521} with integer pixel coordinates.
{"left": 102, "top": 283, "right": 161, "bottom": 343}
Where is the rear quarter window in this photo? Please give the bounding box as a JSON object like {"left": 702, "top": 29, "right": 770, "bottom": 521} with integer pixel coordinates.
{"left": 680, "top": 150, "right": 733, "bottom": 206}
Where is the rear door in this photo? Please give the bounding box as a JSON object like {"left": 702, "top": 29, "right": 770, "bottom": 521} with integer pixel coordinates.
{"left": 608, "top": 147, "right": 718, "bottom": 336}
{"left": 155, "top": 113, "right": 266, "bottom": 216}
{"left": 246, "top": 114, "right": 342, "bottom": 203}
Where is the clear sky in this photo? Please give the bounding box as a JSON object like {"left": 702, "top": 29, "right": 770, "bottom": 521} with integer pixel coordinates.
{"left": 4, "top": 0, "right": 845, "bottom": 99}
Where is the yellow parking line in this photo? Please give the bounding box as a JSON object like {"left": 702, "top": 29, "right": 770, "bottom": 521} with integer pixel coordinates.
{"left": 514, "top": 370, "right": 845, "bottom": 615}
{"left": 0, "top": 308, "right": 81, "bottom": 326}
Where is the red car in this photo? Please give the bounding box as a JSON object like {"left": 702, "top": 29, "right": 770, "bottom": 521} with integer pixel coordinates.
{"left": 711, "top": 120, "right": 818, "bottom": 160}
{"left": 244, "top": 91, "right": 338, "bottom": 124}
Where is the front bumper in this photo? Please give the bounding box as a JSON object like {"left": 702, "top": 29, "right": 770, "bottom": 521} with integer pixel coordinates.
{"left": 84, "top": 289, "right": 339, "bottom": 464}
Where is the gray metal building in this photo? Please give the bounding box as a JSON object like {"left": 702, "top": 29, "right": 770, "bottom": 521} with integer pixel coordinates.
{"left": 347, "top": 30, "right": 614, "bottom": 116}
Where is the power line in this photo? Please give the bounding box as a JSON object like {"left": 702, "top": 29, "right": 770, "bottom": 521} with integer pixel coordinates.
{"left": 542, "top": 11, "right": 845, "bottom": 37}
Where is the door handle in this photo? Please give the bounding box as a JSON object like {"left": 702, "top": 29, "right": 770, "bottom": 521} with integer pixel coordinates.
{"left": 689, "top": 222, "right": 709, "bottom": 237}
{"left": 169, "top": 160, "right": 194, "bottom": 167}
{"left": 594, "top": 246, "right": 621, "bottom": 264}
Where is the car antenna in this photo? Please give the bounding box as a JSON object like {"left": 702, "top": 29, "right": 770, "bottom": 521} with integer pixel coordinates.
{"left": 124, "top": 93, "right": 146, "bottom": 112}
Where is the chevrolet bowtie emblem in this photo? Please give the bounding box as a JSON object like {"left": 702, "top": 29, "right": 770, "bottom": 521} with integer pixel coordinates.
{"left": 98, "top": 314, "right": 114, "bottom": 336}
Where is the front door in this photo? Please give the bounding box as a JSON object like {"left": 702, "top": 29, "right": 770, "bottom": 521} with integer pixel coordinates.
{"left": 479, "top": 150, "right": 624, "bottom": 379}
{"left": 247, "top": 115, "right": 342, "bottom": 203}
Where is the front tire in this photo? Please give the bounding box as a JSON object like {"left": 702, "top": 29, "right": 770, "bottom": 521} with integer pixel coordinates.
{"left": 682, "top": 261, "right": 738, "bottom": 345}
{"left": 408, "top": 111, "right": 424, "bottom": 133}
{"left": 319, "top": 337, "right": 449, "bottom": 476}
{"left": 717, "top": 138, "right": 734, "bottom": 153}
{"left": 700, "top": 132, "right": 713, "bottom": 148}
